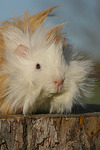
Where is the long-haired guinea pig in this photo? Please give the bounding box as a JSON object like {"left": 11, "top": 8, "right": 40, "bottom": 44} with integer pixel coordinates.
{"left": 0, "top": 6, "right": 94, "bottom": 115}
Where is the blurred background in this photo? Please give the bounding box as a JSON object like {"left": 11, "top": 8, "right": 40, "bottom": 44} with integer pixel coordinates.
{"left": 0, "top": 0, "right": 100, "bottom": 104}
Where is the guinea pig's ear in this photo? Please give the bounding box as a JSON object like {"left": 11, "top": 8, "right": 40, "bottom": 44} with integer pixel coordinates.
{"left": 14, "top": 45, "right": 29, "bottom": 58}
{"left": 46, "top": 23, "right": 67, "bottom": 50}
{"left": 2, "top": 25, "right": 27, "bottom": 52}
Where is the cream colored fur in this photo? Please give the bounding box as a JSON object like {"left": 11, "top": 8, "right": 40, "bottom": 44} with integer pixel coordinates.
{"left": 0, "top": 7, "right": 94, "bottom": 115}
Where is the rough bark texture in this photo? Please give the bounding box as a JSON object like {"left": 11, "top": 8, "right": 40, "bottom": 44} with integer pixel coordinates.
{"left": 0, "top": 113, "right": 100, "bottom": 150}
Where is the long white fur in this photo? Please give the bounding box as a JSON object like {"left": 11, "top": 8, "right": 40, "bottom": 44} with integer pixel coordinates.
{"left": 1, "top": 25, "right": 94, "bottom": 115}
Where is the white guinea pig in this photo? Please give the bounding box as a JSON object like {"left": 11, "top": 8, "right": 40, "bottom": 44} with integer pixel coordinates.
{"left": 0, "top": 7, "right": 94, "bottom": 115}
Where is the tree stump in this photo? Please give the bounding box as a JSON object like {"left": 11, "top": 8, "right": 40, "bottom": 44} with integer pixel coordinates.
{"left": 0, "top": 112, "right": 100, "bottom": 150}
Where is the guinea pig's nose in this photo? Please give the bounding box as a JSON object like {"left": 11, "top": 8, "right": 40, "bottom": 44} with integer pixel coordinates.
{"left": 53, "top": 79, "right": 64, "bottom": 87}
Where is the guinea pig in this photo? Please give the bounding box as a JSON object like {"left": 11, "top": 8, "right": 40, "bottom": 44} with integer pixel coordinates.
{"left": 0, "top": 6, "right": 94, "bottom": 115}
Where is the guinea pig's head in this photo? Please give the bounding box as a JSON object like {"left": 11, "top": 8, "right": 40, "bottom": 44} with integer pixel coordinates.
{"left": 30, "top": 43, "right": 67, "bottom": 96}
{"left": 3, "top": 24, "right": 67, "bottom": 97}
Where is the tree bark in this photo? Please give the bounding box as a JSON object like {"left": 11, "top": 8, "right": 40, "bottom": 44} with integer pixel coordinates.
{"left": 0, "top": 112, "right": 100, "bottom": 150}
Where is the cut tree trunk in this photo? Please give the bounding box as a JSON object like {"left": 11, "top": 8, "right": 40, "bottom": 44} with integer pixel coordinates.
{"left": 0, "top": 112, "right": 100, "bottom": 150}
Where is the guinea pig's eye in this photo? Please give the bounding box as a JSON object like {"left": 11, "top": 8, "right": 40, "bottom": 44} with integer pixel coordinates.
{"left": 36, "top": 63, "right": 41, "bottom": 69}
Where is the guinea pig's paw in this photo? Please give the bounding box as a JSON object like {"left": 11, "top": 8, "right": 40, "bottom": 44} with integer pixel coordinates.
{"left": 50, "top": 101, "right": 64, "bottom": 114}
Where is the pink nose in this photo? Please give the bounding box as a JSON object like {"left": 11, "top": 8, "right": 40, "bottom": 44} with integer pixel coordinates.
{"left": 53, "top": 79, "right": 64, "bottom": 87}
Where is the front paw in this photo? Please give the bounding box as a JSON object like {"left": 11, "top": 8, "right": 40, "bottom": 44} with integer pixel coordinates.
{"left": 50, "top": 102, "right": 64, "bottom": 114}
